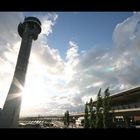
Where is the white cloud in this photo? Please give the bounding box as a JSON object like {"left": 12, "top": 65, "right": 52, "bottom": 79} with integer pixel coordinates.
{"left": 40, "top": 13, "right": 58, "bottom": 36}
{"left": 66, "top": 41, "right": 79, "bottom": 66}
{"left": 2, "top": 12, "right": 140, "bottom": 117}
{"left": 60, "top": 12, "right": 140, "bottom": 114}
{"left": 32, "top": 44, "right": 65, "bottom": 75}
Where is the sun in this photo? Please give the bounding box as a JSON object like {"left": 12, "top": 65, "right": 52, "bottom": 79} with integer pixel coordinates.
{"left": 21, "top": 77, "right": 44, "bottom": 108}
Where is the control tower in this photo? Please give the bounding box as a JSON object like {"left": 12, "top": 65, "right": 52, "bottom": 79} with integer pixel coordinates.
{"left": 0, "top": 17, "right": 41, "bottom": 128}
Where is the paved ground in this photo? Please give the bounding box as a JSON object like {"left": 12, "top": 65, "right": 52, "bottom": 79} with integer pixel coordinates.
{"left": 19, "top": 120, "right": 84, "bottom": 128}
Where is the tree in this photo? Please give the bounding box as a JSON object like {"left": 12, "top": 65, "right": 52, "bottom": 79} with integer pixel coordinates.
{"left": 89, "top": 98, "right": 95, "bottom": 128}
{"left": 64, "top": 112, "right": 67, "bottom": 126}
{"left": 103, "top": 88, "right": 113, "bottom": 128}
{"left": 95, "top": 88, "right": 103, "bottom": 128}
{"left": 64, "top": 110, "right": 70, "bottom": 127}
{"left": 84, "top": 102, "right": 89, "bottom": 128}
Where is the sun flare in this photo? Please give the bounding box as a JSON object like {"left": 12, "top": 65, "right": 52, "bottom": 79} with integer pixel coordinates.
{"left": 21, "top": 78, "right": 45, "bottom": 108}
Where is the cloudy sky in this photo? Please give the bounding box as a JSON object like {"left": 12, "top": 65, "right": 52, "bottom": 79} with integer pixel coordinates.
{"left": 0, "top": 12, "right": 140, "bottom": 117}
